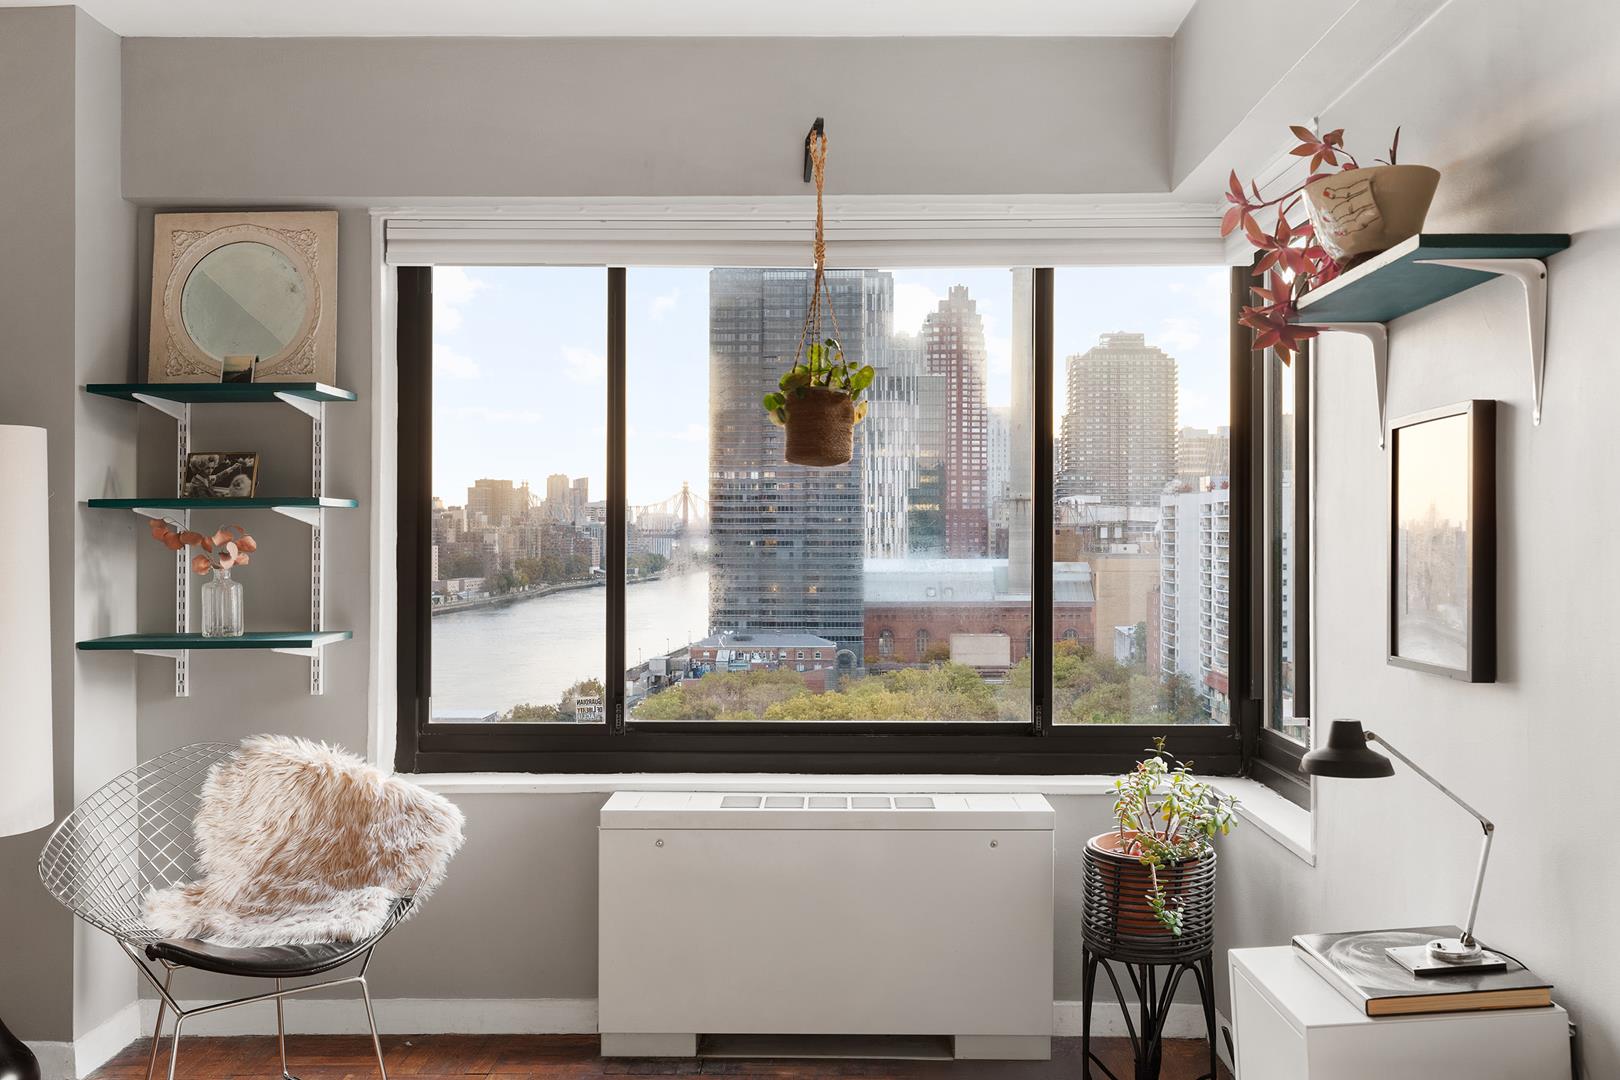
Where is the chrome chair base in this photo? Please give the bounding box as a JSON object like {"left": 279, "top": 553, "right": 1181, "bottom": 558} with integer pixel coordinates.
{"left": 126, "top": 942, "right": 388, "bottom": 1080}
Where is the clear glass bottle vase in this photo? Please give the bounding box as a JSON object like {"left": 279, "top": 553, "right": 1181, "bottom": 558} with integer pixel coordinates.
{"left": 200, "top": 567, "right": 245, "bottom": 638}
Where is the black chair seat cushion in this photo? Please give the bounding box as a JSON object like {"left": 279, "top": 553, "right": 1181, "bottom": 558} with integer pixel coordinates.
{"left": 145, "top": 935, "right": 380, "bottom": 978}
{"left": 144, "top": 898, "right": 411, "bottom": 978}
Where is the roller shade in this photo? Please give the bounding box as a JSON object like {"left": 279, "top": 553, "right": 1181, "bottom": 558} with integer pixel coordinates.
{"left": 381, "top": 199, "right": 1227, "bottom": 268}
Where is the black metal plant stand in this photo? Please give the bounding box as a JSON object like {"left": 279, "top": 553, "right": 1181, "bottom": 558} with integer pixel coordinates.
{"left": 1080, "top": 840, "right": 1220, "bottom": 1080}
{"left": 1081, "top": 947, "right": 1217, "bottom": 1080}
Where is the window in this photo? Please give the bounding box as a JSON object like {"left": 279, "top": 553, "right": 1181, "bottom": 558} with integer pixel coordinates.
{"left": 395, "top": 260, "right": 1257, "bottom": 774}
{"left": 1253, "top": 338, "right": 1311, "bottom": 804}
{"left": 1050, "top": 267, "right": 1230, "bottom": 727}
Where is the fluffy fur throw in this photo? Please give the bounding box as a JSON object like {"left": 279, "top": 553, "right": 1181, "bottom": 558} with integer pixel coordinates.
{"left": 145, "top": 735, "right": 465, "bottom": 947}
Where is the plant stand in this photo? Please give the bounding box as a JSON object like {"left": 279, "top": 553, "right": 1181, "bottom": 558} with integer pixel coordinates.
{"left": 1082, "top": 945, "right": 1217, "bottom": 1080}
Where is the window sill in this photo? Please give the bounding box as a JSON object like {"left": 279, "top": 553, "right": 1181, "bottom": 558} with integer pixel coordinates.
{"left": 411, "top": 772, "right": 1121, "bottom": 796}
{"left": 1216, "top": 776, "right": 1315, "bottom": 865}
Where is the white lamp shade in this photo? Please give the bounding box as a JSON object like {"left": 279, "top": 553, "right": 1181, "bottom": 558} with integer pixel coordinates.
{"left": 0, "top": 425, "right": 53, "bottom": 835}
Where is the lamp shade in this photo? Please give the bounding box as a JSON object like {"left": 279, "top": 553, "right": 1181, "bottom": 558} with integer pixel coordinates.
{"left": 0, "top": 425, "right": 53, "bottom": 836}
{"left": 1299, "top": 719, "right": 1395, "bottom": 779}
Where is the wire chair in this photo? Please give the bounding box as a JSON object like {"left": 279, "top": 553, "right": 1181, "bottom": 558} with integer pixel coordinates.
{"left": 38, "top": 743, "right": 408, "bottom": 1080}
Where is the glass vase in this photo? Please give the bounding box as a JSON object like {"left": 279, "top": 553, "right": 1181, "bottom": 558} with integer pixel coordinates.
{"left": 201, "top": 568, "right": 245, "bottom": 638}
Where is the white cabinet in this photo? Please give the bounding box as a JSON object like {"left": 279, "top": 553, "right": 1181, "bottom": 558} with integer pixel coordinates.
{"left": 1229, "top": 947, "right": 1570, "bottom": 1080}
{"left": 598, "top": 791, "right": 1054, "bottom": 1059}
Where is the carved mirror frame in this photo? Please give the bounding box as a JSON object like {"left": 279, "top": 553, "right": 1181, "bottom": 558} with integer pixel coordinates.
{"left": 147, "top": 210, "right": 338, "bottom": 384}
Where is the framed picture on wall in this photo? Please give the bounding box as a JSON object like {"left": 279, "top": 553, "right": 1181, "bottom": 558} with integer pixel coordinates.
{"left": 1387, "top": 400, "right": 1495, "bottom": 682}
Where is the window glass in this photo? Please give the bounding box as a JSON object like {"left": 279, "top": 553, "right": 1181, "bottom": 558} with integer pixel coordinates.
{"left": 1051, "top": 267, "right": 1230, "bottom": 725}
{"left": 625, "top": 268, "right": 1031, "bottom": 722}
{"left": 1271, "top": 350, "right": 1308, "bottom": 742}
{"left": 427, "top": 267, "right": 607, "bottom": 723}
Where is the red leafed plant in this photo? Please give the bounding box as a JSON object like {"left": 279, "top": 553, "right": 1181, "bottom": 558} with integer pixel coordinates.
{"left": 1223, "top": 124, "right": 1402, "bottom": 362}
{"left": 147, "top": 519, "right": 258, "bottom": 575}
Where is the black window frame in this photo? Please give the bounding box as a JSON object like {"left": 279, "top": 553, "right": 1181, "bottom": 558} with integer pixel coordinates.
{"left": 395, "top": 263, "right": 1263, "bottom": 775}
{"left": 1251, "top": 330, "right": 1312, "bottom": 806}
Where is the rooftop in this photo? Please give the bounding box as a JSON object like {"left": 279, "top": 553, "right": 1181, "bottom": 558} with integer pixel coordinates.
{"left": 864, "top": 559, "right": 1095, "bottom": 605}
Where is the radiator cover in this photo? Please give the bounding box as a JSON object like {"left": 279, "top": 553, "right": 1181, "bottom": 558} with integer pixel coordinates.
{"left": 597, "top": 791, "right": 1055, "bottom": 1060}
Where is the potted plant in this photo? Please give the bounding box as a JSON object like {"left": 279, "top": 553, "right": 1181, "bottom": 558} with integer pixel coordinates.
{"left": 148, "top": 520, "right": 258, "bottom": 638}
{"left": 1224, "top": 124, "right": 1439, "bottom": 361}
{"left": 1084, "top": 739, "right": 1238, "bottom": 943}
{"left": 762, "top": 337, "right": 874, "bottom": 467}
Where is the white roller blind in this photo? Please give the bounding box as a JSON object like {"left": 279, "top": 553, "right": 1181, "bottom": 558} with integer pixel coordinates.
{"left": 381, "top": 199, "right": 1227, "bottom": 268}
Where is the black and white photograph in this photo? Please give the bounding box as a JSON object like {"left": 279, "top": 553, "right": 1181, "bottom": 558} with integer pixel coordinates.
{"left": 180, "top": 451, "right": 259, "bottom": 499}
{"left": 1388, "top": 401, "right": 1495, "bottom": 682}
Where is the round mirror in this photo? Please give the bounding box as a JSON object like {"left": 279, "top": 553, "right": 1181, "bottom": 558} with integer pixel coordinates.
{"left": 180, "top": 241, "right": 309, "bottom": 363}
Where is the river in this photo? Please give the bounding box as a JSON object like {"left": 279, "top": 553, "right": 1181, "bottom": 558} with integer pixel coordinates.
{"left": 431, "top": 569, "right": 710, "bottom": 716}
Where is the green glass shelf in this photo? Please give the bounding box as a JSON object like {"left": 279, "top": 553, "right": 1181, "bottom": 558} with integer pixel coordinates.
{"left": 85, "top": 382, "right": 356, "bottom": 403}
{"left": 78, "top": 630, "right": 353, "bottom": 651}
{"left": 1292, "top": 233, "right": 1570, "bottom": 324}
{"left": 87, "top": 497, "right": 359, "bottom": 511}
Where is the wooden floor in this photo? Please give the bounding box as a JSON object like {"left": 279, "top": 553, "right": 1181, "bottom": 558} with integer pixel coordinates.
{"left": 89, "top": 1034, "right": 1232, "bottom": 1080}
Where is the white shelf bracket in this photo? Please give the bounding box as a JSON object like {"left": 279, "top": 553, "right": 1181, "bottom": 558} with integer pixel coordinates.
{"left": 1299, "top": 321, "right": 1389, "bottom": 446}
{"left": 271, "top": 506, "right": 324, "bottom": 527}
{"left": 131, "top": 507, "right": 187, "bottom": 528}
{"left": 272, "top": 391, "right": 326, "bottom": 420}
{"left": 130, "top": 392, "right": 190, "bottom": 423}
{"left": 271, "top": 646, "right": 322, "bottom": 659}
{"left": 1414, "top": 258, "right": 1549, "bottom": 424}
{"left": 133, "top": 649, "right": 186, "bottom": 661}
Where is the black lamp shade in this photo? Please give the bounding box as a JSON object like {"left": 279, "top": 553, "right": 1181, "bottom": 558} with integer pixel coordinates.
{"left": 1299, "top": 720, "right": 1396, "bottom": 778}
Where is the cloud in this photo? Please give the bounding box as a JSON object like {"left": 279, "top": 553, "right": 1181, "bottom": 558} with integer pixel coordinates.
{"left": 433, "top": 344, "right": 480, "bottom": 380}
{"left": 648, "top": 289, "right": 680, "bottom": 321}
{"left": 892, "top": 282, "right": 943, "bottom": 337}
{"left": 433, "top": 267, "right": 487, "bottom": 334}
{"left": 562, "top": 345, "right": 605, "bottom": 383}
{"left": 1155, "top": 316, "right": 1203, "bottom": 357}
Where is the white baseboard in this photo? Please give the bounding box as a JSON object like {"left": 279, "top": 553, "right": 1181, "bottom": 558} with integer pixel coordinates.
{"left": 74, "top": 1001, "right": 142, "bottom": 1078}
{"left": 23, "top": 1041, "right": 73, "bottom": 1080}
{"left": 137, "top": 996, "right": 599, "bottom": 1038}
{"left": 131, "top": 995, "right": 1220, "bottom": 1042}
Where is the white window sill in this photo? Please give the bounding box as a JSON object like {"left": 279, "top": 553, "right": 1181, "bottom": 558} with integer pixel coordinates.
{"left": 411, "top": 771, "right": 1316, "bottom": 862}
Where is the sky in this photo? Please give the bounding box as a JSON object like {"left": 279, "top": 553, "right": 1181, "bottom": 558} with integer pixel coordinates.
{"left": 431, "top": 264, "right": 1233, "bottom": 508}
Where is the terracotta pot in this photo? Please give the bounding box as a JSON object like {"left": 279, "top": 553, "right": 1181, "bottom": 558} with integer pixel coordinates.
{"left": 784, "top": 387, "right": 855, "bottom": 467}
{"left": 1084, "top": 830, "right": 1212, "bottom": 942}
{"left": 1304, "top": 164, "right": 1441, "bottom": 267}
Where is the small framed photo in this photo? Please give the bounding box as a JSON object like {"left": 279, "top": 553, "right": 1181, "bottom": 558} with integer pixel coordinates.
{"left": 182, "top": 452, "right": 260, "bottom": 499}
{"left": 220, "top": 355, "right": 256, "bottom": 383}
{"left": 1388, "top": 400, "right": 1495, "bottom": 682}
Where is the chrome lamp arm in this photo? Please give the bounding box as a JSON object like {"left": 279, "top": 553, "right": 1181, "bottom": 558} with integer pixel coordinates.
{"left": 1365, "top": 730, "right": 1495, "bottom": 950}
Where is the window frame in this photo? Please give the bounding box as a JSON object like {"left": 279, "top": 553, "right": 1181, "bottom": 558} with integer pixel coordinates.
{"left": 394, "top": 262, "right": 1255, "bottom": 775}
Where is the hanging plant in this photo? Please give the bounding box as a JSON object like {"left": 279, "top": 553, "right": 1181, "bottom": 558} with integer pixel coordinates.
{"left": 1223, "top": 124, "right": 1437, "bottom": 362}
{"left": 760, "top": 125, "right": 874, "bottom": 467}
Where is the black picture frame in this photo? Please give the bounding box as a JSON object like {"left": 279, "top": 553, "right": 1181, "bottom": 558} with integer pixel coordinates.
{"left": 1387, "top": 400, "right": 1495, "bottom": 682}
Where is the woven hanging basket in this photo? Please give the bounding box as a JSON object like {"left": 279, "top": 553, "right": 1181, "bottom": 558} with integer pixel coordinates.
{"left": 784, "top": 386, "right": 855, "bottom": 467}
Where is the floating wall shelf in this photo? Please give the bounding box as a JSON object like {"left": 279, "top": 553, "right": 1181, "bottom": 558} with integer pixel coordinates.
{"left": 78, "top": 631, "right": 353, "bottom": 653}
{"left": 81, "top": 381, "right": 358, "bottom": 695}
{"left": 1290, "top": 233, "right": 1570, "bottom": 444}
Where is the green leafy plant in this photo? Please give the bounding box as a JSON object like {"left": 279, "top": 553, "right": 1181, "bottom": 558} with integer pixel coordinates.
{"left": 1110, "top": 738, "right": 1240, "bottom": 935}
{"left": 761, "top": 337, "right": 875, "bottom": 427}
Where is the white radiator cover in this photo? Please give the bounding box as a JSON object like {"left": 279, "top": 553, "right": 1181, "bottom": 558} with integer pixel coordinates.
{"left": 597, "top": 791, "right": 1055, "bottom": 1059}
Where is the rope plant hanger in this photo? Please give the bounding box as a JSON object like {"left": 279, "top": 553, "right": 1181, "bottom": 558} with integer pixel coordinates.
{"left": 762, "top": 120, "right": 875, "bottom": 468}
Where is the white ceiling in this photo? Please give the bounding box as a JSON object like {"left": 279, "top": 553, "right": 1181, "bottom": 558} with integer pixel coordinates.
{"left": 48, "top": 0, "right": 1200, "bottom": 38}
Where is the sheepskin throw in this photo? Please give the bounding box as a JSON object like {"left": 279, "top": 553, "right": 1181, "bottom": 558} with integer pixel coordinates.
{"left": 145, "top": 735, "right": 465, "bottom": 947}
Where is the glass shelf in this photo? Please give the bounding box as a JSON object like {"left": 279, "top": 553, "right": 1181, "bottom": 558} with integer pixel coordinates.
{"left": 87, "top": 497, "right": 359, "bottom": 511}
{"left": 77, "top": 630, "right": 353, "bottom": 652}
{"left": 85, "top": 382, "right": 356, "bottom": 404}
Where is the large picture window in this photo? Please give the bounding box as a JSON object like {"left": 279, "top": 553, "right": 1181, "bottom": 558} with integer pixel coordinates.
{"left": 395, "top": 256, "right": 1264, "bottom": 774}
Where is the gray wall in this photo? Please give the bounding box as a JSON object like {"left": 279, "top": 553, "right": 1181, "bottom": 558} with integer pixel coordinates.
{"left": 120, "top": 36, "right": 1169, "bottom": 201}
{"left": 0, "top": 3, "right": 137, "bottom": 1048}
{"left": 1212, "top": 3, "right": 1620, "bottom": 1077}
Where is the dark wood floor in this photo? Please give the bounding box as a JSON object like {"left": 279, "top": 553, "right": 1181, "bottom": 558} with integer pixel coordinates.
{"left": 89, "top": 1034, "right": 1232, "bottom": 1080}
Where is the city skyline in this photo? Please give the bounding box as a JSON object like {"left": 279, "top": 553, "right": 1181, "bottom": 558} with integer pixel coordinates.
{"left": 431, "top": 265, "right": 1231, "bottom": 506}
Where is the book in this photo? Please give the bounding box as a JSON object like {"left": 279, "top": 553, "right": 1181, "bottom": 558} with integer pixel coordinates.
{"left": 1291, "top": 926, "right": 1552, "bottom": 1017}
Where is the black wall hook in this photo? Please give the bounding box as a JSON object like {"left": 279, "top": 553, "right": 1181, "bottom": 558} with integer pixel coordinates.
{"left": 803, "top": 118, "right": 825, "bottom": 183}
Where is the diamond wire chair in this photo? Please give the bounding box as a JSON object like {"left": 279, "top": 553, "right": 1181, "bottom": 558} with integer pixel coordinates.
{"left": 37, "top": 743, "right": 410, "bottom": 1080}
